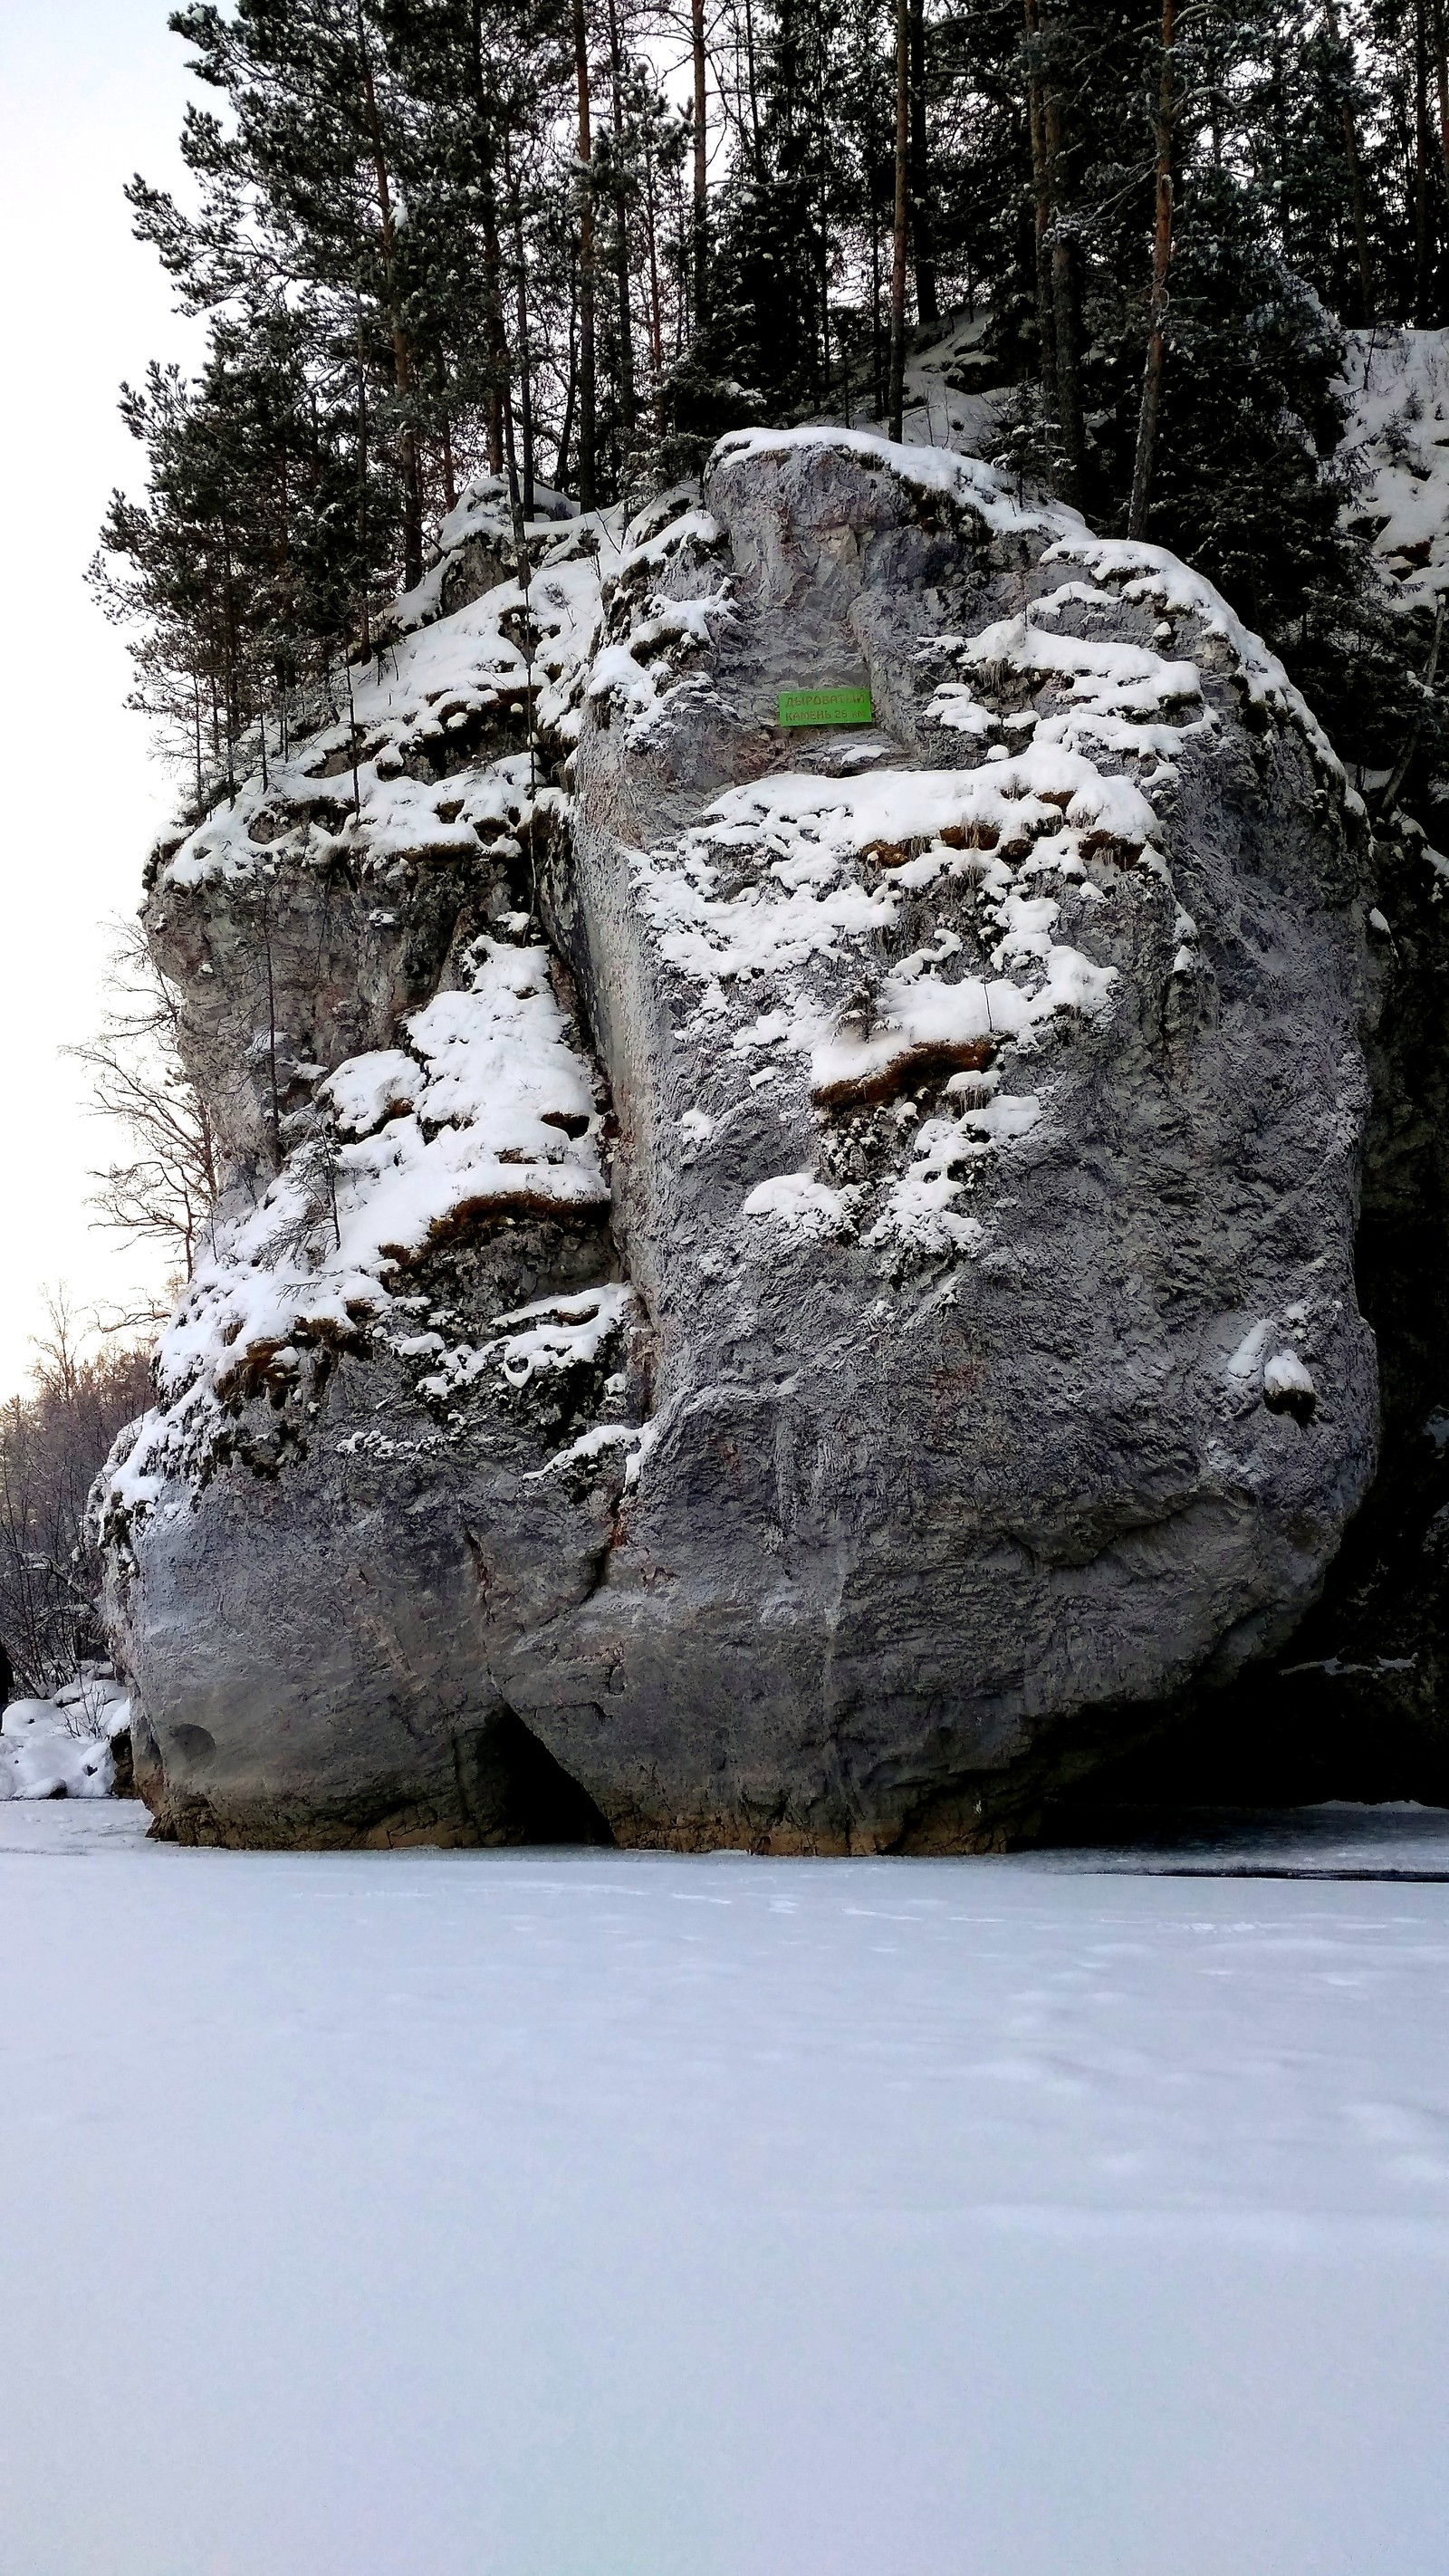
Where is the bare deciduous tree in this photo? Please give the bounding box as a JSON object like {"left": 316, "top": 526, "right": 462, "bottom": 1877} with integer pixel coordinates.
{"left": 66, "top": 920, "right": 218, "bottom": 1301}
{"left": 0, "top": 1292, "right": 153, "bottom": 1699}
{"left": 0, "top": 928, "right": 214, "bottom": 1697}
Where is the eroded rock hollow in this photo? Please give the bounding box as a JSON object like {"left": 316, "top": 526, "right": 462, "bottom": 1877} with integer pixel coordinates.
{"left": 98, "top": 432, "right": 1378, "bottom": 1848}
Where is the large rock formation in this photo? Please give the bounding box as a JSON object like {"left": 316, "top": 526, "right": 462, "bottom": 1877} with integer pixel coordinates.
{"left": 98, "top": 431, "right": 1381, "bottom": 1848}
{"left": 1066, "top": 326, "right": 1449, "bottom": 1817}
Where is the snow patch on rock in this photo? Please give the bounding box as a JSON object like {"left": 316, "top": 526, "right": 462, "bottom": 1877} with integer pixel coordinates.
{"left": 742, "top": 1171, "right": 859, "bottom": 1236}
{"left": 102, "top": 936, "right": 609, "bottom": 1528}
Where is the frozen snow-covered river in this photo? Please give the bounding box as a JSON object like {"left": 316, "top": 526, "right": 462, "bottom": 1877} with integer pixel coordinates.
{"left": 3, "top": 1804, "right": 1448, "bottom": 2575}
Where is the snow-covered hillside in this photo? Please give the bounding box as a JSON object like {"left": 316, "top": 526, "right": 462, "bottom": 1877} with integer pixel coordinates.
{"left": 1342, "top": 325, "right": 1449, "bottom": 612}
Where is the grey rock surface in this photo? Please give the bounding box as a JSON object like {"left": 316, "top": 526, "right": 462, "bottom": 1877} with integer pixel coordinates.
{"left": 101, "top": 432, "right": 1378, "bottom": 1849}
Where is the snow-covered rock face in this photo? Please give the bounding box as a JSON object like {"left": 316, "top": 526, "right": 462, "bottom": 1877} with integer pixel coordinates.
{"left": 101, "top": 434, "right": 1377, "bottom": 1850}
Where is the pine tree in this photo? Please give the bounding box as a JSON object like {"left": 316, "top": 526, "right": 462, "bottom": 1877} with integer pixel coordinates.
{"left": 98, "top": 0, "right": 1449, "bottom": 842}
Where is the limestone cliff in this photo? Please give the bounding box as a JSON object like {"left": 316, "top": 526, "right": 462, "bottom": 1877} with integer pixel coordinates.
{"left": 97, "top": 433, "right": 1383, "bottom": 1848}
{"left": 1075, "top": 327, "right": 1449, "bottom": 1814}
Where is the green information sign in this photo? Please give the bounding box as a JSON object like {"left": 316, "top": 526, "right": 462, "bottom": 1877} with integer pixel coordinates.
{"left": 777, "top": 684, "right": 874, "bottom": 728}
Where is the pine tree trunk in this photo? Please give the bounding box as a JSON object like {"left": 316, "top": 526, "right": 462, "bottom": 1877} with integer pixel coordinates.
{"left": 607, "top": 0, "right": 638, "bottom": 445}
{"left": 816, "top": 30, "right": 831, "bottom": 408}
{"left": 481, "top": 172, "right": 511, "bottom": 476}
{"left": 1128, "top": 0, "right": 1175, "bottom": 539}
{"left": 469, "top": 0, "right": 509, "bottom": 475}
{"left": 1023, "top": 0, "right": 1058, "bottom": 449}
{"left": 907, "top": 0, "right": 939, "bottom": 332}
{"left": 357, "top": 15, "right": 422, "bottom": 591}
{"left": 1270, "top": 39, "right": 1291, "bottom": 264}
{"left": 1434, "top": 0, "right": 1449, "bottom": 188}
{"left": 355, "top": 329, "right": 372, "bottom": 660}
{"left": 870, "top": 189, "right": 883, "bottom": 418}
{"left": 644, "top": 139, "right": 668, "bottom": 438}
{"left": 692, "top": 0, "right": 710, "bottom": 326}
{"left": 559, "top": 252, "right": 580, "bottom": 493}
{"left": 1415, "top": 0, "right": 1434, "bottom": 324}
{"left": 1323, "top": 0, "right": 1377, "bottom": 322}
{"left": 511, "top": 181, "right": 536, "bottom": 516}
{"left": 573, "top": 0, "right": 598, "bottom": 508}
{"left": 1041, "top": 16, "right": 1084, "bottom": 508}
{"left": 744, "top": 0, "right": 762, "bottom": 166}
{"left": 888, "top": 0, "right": 909, "bottom": 440}
{"left": 222, "top": 527, "right": 239, "bottom": 800}
{"left": 440, "top": 399, "right": 456, "bottom": 513}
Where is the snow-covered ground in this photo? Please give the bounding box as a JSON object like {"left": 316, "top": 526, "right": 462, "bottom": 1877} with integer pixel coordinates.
{"left": 4, "top": 1806, "right": 1447, "bottom": 2574}
{"left": 0, "top": 1668, "right": 130, "bottom": 1799}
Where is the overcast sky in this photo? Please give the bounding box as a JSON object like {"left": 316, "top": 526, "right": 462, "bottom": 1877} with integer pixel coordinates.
{"left": 0, "top": 2, "right": 200, "bottom": 1397}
